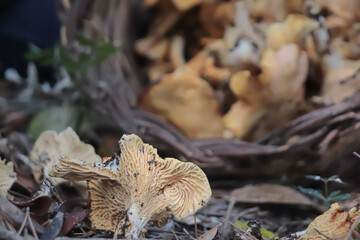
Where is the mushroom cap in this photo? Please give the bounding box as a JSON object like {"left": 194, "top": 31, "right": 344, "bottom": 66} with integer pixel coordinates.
{"left": 223, "top": 101, "right": 266, "bottom": 138}
{"left": 50, "top": 134, "right": 212, "bottom": 237}
{"left": 228, "top": 44, "right": 308, "bottom": 106}
{"left": 229, "top": 71, "right": 265, "bottom": 105}
{"left": 266, "top": 14, "right": 318, "bottom": 50}
{"left": 31, "top": 127, "right": 101, "bottom": 184}
{"left": 259, "top": 44, "right": 308, "bottom": 104}
{"left": 321, "top": 55, "right": 360, "bottom": 103}
{"left": 0, "top": 158, "right": 16, "bottom": 197}
{"left": 139, "top": 67, "right": 224, "bottom": 138}
{"left": 172, "top": 0, "right": 202, "bottom": 11}
{"left": 301, "top": 203, "right": 360, "bottom": 240}
{"left": 224, "top": 44, "right": 308, "bottom": 139}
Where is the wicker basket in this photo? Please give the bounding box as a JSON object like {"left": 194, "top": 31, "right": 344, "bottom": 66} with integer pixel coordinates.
{"left": 58, "top": 0, "right": 360, "bottom": 180}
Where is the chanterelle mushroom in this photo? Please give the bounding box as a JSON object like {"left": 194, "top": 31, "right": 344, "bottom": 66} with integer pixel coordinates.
{"left": 30, "top": 127, "right": 101, "bottom": 184}
{"left": 0, "top": 158, "right": 16, "bottom": 197}
{"left": 50, "top": 134, "right": 211, "bottom": 238}
{"left": 301, "top": 203, "right": 360, "bottom": 240}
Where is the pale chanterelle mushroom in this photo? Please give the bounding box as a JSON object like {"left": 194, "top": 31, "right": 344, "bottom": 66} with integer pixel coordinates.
{"left": 30, "top": 127, "right": 101, "bottom": 185}
{"left": 0, "top": 158, "right": 16, "bottom": 197}
{"left": 49, "top": 134, "right": 212, "bottom": 238}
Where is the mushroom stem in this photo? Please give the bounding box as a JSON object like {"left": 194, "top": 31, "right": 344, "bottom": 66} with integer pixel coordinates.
{"left": 125, "top": 203, "right": 148, "bottom": 238}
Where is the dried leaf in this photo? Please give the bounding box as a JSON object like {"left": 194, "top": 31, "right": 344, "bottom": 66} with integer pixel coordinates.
{"left": 197, "top": 225, "right": 218, "bottom": 240}
{"left": 11, "top": 181, "right": 54, "bottom": 222}
{"left": 59, "top": 207, "right": 87, "bottom": 236}
{"left": 0, "top": 196, "right": 44, "bottom": 233}
{"left": 231, "top": 184, "right": 313, "bottom": 205}
{"left": 40, "top": 212, "right": 64, "bottom": 240}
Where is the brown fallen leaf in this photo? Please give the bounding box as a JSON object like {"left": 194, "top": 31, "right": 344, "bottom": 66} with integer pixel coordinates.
{"left": 40, "top": 211, "right": 64, "bottom": 240}
{"left": 11, "top": 180, "right": 55, "bottom": 224}
{"left": 59, "top": 207, "right": 87, "bottom": 236}
{"left": 231, "top": 184, "right": 313, "bottom": 205}
{"left": 0, "top": 196, "right": 44, "bottom": 234}
{"left": 197, "top": 225, "right": 218, "bottom": 240}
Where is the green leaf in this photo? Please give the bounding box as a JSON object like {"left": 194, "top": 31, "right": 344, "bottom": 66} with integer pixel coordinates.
{"left": 95, "top": 36, "right": 107, "bottom": 45}
{"left": 235, "top": 221, "right": 279, "bottom": 239}
{"left": 59, "top": 49, "right": 81, "bottom": 74}
{"left": 95, "top": 42, "right": 119, "bottom": 58}
{"left": 328, "top": 190, "right": 342, "bottom": 198}
{"left": 260, "top": 227, "right": 279, "bottom": 239}
{"left": 75, "top": 34, "right": 95, "bottom": 46}
{"left": 323, "top": 199, "right": 330, "bottom": 208}
{"left": 25, "top": 44, "right": 54, "bottom": 66}
{"left": 298, "top": 186, "right": 327, "bottom": 201}
{"left": 328, "top": 175, "right": 345, "bottom": 184}
{"left": 328, "top": 193, "right": 350, "bottom": 201}
{"left": 28, "top": 43, "right": 42, "bottom": 53}
{"left": 78, "top": 53, "right": 92, "bottom": 63}
{"left": 28, "top": 105, "right": 81, "bottom": 139}
{"left": 305, "top": 175, "right": 324, "bottom": 182}
{"left": 235, "top": 220, "right": 247, "bottom": 230}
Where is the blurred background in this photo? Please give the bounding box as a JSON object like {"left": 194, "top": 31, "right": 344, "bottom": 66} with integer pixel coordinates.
{"left": 1, "top": 0, "right": 360, "bottom": 180}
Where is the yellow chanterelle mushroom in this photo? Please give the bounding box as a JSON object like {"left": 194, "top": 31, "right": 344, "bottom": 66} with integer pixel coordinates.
{"left": 301, "top": 203, "right": 360, "bottom": 240}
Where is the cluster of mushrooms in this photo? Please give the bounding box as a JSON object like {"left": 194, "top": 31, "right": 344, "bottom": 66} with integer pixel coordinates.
{"left": 136, "top": 0, "right": 360, "bottom": 140}
{"left": 1, "top": 127, "right": 360, "bottom": 238}
{"left": 31, "top": 128, "right": 211, "bottom": 238}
